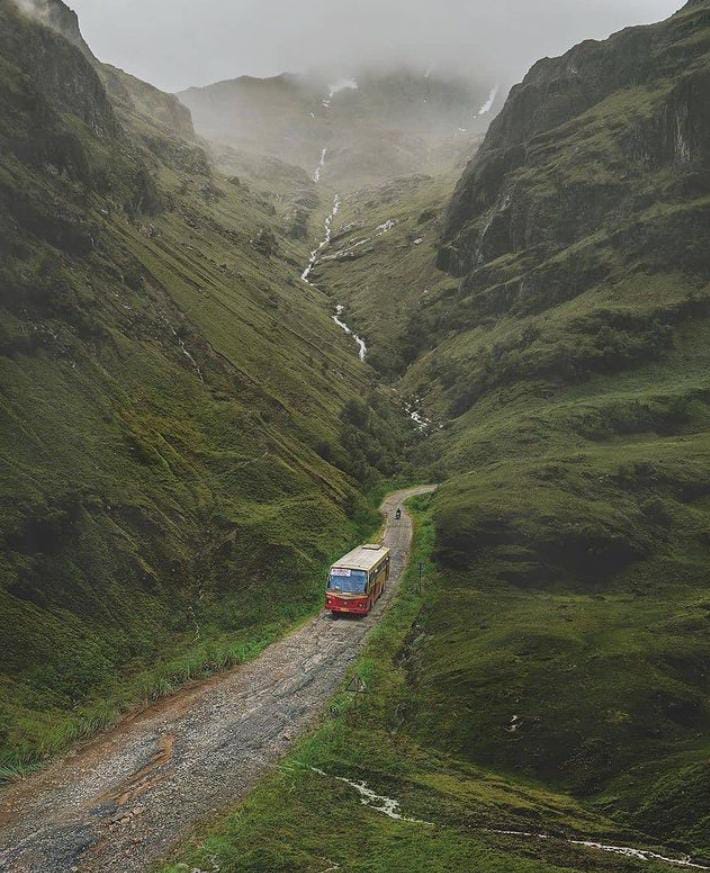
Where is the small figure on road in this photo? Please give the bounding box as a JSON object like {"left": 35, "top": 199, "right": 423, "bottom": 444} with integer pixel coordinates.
{"left": 395, "top": 507, "right": 402, "bottom": 520}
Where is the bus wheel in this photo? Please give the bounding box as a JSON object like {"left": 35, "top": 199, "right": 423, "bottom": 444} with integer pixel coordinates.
{"left": 331, "top": 612, "right": 339, "bottom": 620}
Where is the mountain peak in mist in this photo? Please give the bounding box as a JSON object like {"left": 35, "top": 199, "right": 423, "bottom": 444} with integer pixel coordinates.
{"left": 12, "top": 0, "right": 94, "bottom": 58}
{"left": 177, "top": 66, "right": 500, "bottom": 190}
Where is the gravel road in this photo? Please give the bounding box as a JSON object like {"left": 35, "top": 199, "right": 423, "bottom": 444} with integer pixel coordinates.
{"left": 0, "top": 486, "right": 435, "bottom": 873}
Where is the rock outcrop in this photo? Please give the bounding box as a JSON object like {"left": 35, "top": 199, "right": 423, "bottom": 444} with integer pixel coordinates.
{"left": 439, "top": 1, "right": 710, "bottom": 278}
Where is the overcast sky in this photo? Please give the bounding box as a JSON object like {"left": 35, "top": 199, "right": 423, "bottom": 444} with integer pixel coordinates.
{"left": 68, "top": 0, "right": 682, "bottom": 93}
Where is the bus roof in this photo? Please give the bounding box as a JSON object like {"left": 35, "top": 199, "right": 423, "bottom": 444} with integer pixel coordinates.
{"left": 331, "top": 543, "right": 390, "bottom": 573}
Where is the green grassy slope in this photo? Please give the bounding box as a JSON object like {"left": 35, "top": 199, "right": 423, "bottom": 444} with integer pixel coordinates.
{"left": 0, "top": 0, "right": 409, "bottom": 774}
{"left": 176, "top": 0, "right": 710, "bottom": 860}
{"left": 3, "top": 0, "right": 710, "bottom": 866}
{"left": 395, "top": 0, "right": 710, "bottom": 852}
{"left": 162, "top": 500, "right": 698, "bottom": 873}
{"left": 305, "top": 172, "right": 465, "bottom": 377}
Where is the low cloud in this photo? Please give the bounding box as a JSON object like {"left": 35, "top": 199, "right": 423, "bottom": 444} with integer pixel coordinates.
{"left": 13, "top": 0, "right": 50, "bottom": 20}
{"left": 64, "top": 0, "right": 683, "bottom": 92}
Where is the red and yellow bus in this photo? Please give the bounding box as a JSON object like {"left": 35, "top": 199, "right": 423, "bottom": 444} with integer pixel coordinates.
{"left": 325, "top": 543, "right": 391, "bottom": 617}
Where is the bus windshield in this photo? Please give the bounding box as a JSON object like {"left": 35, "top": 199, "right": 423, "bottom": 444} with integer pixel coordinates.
{"left": 328, "top": 569, "right": 368, "bottom": 594}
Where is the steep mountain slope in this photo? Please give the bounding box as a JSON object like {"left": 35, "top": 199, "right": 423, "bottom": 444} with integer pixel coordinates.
{"left": 399, "top": 0, "right": 710, "bottom": 849}
{"left": 0, "top": 0, "right": 408, "bottom": 773}
{"left": 3, "top": 0, "right": 710, "bottom": 868}
{"left": 178, "top": 70, "right": 496, "bottom": 190}
{"left": 300, "top": 172, "right": 461, "bottom": 376}
{"left": 159, "top": 3, "right": 710, "bottom": 867}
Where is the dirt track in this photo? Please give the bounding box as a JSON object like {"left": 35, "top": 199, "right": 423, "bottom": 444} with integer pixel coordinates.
{"left": 0, "top": 486, "right": 435, "bottom": 873}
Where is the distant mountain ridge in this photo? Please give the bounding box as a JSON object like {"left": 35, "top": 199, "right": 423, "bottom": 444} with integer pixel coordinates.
{"left": 178, "top": 69, "right": 499, "bottom": 189}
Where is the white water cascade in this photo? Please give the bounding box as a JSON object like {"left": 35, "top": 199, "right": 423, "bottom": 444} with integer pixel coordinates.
{"left": 300, "top": 196, "right": 368, "bottom": 362}
{"left": 477, "top": 85, "right": 499, "bottom": 116}
{"left": 332, "top": 304, "right": 367, "bottom": 361}
{"left": 301, "top": 194, "right": 340, "bottom": 283}
{"left": 313, "top": 148, "right": 327, "bottom": 183}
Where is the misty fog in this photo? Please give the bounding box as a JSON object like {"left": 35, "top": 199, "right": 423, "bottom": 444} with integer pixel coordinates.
{"left": 69, "top": 0, "right": 682, "bottom": 93}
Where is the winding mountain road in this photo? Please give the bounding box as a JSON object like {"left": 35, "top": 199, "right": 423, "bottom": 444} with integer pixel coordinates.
{"left": 0, "top": 486, "right": 435, "bottom": 873}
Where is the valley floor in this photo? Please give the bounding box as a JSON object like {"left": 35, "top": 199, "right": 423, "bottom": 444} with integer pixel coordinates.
{"left": 0, "top": 488, "right": 433, "bottom": 873}
{"left": 160, "top": 500, "right": 710, "bottom": 873}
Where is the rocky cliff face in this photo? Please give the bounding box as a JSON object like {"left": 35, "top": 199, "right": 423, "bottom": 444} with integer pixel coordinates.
{"left": 102, "top": 65, "right": 196, "bottom": 142}
{"left": 2, "top": 0, "right": 115, "bottom": 138}
{"left": 11, "top": 0, "right": 94, "bottom": 58}
{"left": 399, "top": 0, "right": 710, "bottom": 424}
{"left": 7, "top": 0, "right": 196, "bottom": 146}
{"left": 439, "top": 0, "right": 710, "bottom": 278}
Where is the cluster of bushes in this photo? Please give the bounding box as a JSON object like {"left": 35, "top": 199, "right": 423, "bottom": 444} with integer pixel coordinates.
{"left": 315, "top": 394, "right": 412, "bottom": 486}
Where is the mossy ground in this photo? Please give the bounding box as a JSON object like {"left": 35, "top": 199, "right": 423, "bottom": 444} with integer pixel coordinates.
{"left": 0, "top": 3, "right": 413, "bottom": 776}
{"left": 275, "top": 3, "right": 710, "bottom": 854}
{"left": 161, "top": 499, "right": 691, "bottom": 873}
{"left": 2, "top": 1, "right": 710, "bottom": 866}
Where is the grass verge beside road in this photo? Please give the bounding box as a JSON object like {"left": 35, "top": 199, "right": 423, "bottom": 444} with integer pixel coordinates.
{"left": 161, "top": 496, "right": 680, "bottom": 873}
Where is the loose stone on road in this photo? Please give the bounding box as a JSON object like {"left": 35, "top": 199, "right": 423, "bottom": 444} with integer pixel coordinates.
{"left": 0, "top": 486, "right": 436, "bottom": 873}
